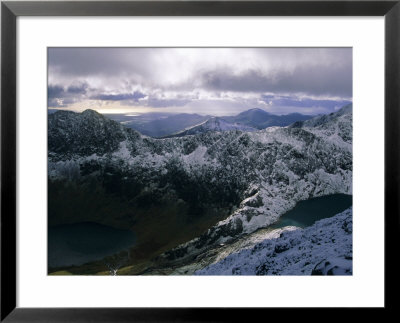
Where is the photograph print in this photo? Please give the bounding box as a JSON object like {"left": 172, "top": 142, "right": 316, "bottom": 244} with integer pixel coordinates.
{"left": 48, "top": 48, "right": 352, "bottom": 276}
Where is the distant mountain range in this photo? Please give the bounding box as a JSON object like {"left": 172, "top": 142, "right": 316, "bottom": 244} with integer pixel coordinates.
{"left": 48, "top": 108, "right": 315, "bottom": 138}
{"left": 106, "top": 108, "right": 314, "bottom": 137}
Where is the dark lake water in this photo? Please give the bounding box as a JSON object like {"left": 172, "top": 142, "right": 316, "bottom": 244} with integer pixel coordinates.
{"left": 270, "top": 194, "right": 352, "bottom": 229}
{"left": 48, "top": 222, "right": 136, "bottom": 268}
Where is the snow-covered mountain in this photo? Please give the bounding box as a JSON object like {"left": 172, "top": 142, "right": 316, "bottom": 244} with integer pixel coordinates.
{"left": 195, "top": 208, "right": 352, "bottom": 275}
{"left": 224, "top": 108, "right": 313, "bottom": 129}
{"left": 166, "top": 117, "right": 257, "bottom": 137}
{"left": 49, "top": 109, "right": 129, "bottom": 158}
{"left": 48, "top": 104, "right": 352, "bottom": 272}
{"left": 289, "top": 103, "right": 352, "bottom": 147}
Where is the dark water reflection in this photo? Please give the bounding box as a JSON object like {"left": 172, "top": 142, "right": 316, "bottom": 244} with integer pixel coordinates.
{"left": 48, "top": 222, "right": 136, "bottom": 268}
{"left": 271, "top": 194, "right": 352, "bottom": 229}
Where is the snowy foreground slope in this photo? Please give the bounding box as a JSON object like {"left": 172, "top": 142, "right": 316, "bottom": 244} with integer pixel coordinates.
{"left": 195, "top": 208, "right": 353, "bottom": 275}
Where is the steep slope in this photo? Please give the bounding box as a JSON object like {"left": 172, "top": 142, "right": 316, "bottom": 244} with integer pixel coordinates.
{"left": 195, "top": 208, "right": 352, "bottom": 275}
{"left": 167, "top": 117, "right": 257, "bottom": 137}
{"left": 48, "top": 104, "right": 352, "bottom": 272}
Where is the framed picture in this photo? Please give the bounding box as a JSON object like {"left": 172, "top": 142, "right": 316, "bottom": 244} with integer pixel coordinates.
{"left": 1, "top": 0, "right": 398, "bottom": 320}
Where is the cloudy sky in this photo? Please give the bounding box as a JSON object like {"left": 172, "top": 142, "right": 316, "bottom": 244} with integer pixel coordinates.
{"left": 48, "top": 48, "right": 352, "bottom": 116}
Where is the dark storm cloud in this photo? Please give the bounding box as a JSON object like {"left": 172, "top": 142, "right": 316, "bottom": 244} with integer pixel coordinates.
{"left": 48, "top": 82, "right": 90, "bottom": 107}
{"left": 48, "top": 83, "right": 89, "bottom": 99}
{"left": 48, "top": 85, "right": 64, "bottom": 99}
{"left": 48, "top": 48, "right": 153, "bottom": 78}
{"left": 92, "top": 91, "right": 146, "bottom": 102}
{"left": 200, "top": 63, "right": 352, "bottom": 98}
{"left": 146, "top": 98, "right": 191, "bottom": 108}
{"left": 261, "top": 95, "right": 352, "bottom": 109}
{"left": 67, "top": 82, "right": 89, "bottom": 94}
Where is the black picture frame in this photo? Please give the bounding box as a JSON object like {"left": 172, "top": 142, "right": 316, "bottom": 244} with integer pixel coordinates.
{"left": 1, "top": 1, "right": 399, "bottom": 321}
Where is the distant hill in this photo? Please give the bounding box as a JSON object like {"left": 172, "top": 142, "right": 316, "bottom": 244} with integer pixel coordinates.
{"left": 224, "top": 108, "right": 313, "bottom": 129}
{"left": 166, "top": 117, "right": 257, "bottom": 138}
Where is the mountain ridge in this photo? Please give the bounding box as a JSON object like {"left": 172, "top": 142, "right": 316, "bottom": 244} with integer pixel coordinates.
{"left": 224, "top": 108, "right": 314, "bottom": 129}
{"left": 164, "top": 116, "right": 258, "bottom": 138}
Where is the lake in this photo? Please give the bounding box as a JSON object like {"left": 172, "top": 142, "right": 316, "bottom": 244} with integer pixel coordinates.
{"left": 48, "top": 222, "right": 136, "bottom": 268}
{"left": 270, "top": 194, "right": 352, "bottom": 229}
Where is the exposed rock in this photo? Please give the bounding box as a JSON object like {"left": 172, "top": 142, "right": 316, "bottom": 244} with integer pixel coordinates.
{"left": 311, "top": 257, "right": 353, "bottom": 275}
